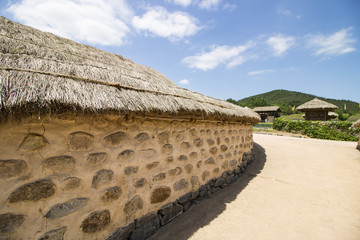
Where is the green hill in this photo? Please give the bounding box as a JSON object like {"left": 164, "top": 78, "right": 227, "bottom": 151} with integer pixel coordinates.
{"left": 227, "top": 89, "right": 359, "bottom": 115}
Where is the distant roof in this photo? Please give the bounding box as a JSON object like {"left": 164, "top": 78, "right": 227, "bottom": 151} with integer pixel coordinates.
{"left": 297, "top": 98, "right": 338, "bottom": 111}
{"left": 328, "top": 112, "right": 338, "bottom": 117}
{"left": 253, "top": 106, "right": 281, "bottom": 112}
{"left": 0, "top": 17, "right": 260, "bottom": 124}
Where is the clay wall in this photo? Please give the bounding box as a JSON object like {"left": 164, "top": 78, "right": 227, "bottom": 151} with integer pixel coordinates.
{"left": 0, "top": 114, "right": 254, "bottom": 239}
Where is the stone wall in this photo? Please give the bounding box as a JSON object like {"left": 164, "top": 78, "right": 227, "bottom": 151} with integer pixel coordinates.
{"left": 0, "top": 114, "right": 254, "bottom": 240}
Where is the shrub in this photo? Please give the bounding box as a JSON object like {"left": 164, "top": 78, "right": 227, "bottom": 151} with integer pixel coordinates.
{"left": 273, "top": 118, "right": 290, "bottom": 131}
{"left": 272, "top": 118, "right": 359, "bottom": 142}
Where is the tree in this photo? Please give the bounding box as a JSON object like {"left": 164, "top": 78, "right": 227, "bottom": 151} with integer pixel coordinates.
{"left": 338, "top": 113, "right": 348, "bottom": 121}
{"left": 281, "top": 105, "right": 293, "bottom": 115}
{"left": 226, "top": 98, "right": 237, "bottom": 105}
{"left": 246, "top": 97, "right": 268, "bottom": 108}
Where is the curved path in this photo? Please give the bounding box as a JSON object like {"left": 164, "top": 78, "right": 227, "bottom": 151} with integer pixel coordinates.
{"left": 150, "top": 133, "right": 360, "bottom": 240}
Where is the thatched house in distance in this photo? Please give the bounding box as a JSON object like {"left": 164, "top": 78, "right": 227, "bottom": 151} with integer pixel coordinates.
{"left": 327, "top": 111, "right": 338, "bottom": 120}
{"left": 297, "top": 98, "right": 338, "bottom": 121}
{"left": 0, "top": 17, "right": 260, "bottom": 240}
{"left": 302, "top": 111, "right": 338, "bottom": 121}
{"left": 253, "top": 106, "right": 281, "bottom": 123}
{"left": 352, "top": 120, "right": 360, "bottom": 150}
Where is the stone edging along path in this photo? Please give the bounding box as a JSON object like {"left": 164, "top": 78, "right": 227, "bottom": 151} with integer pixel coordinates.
{"left": 106, "top": 150, "right": 255, "bottom": 240}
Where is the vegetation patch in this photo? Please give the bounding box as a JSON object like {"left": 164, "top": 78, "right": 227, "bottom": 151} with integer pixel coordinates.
{"left": 348, "top": 114, "right": 360, "bottom": 122}
{"left": 282, "top": 114, "right": 304, "bottom": 120}
{"left": 254, "top": 122, "right": 273, "bottom": 128}
{"left": 254, "top": 123, "right": 273, "bottom": 129}
{"left": 273, "top": 118, "right": 359, "bottom": 142}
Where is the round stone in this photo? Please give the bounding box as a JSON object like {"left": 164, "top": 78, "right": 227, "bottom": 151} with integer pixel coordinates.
{"left": 150, "top": 186, "right": 171, "bottom": 204}
{"left": 81, "top": 210, "right": 111, "bottom": 233}
{"left": 0, "top": 159, "right": 27, "bottom": 178}
{"left": 8, "top": 179, "right": 56, "bottom": 203}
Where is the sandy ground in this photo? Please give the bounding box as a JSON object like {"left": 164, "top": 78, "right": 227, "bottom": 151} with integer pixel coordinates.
{"left": 149, "top": 133, "right": 360, "bottom": 240}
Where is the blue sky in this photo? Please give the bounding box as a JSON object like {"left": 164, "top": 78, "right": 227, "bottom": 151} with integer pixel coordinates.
{"left": 1, "top": 0, "right": 359, "bottom": 103}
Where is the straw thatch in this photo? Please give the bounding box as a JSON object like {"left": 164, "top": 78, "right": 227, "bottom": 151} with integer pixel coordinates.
{"left": 328, "top": 112, "right": 338, "bottom": 117}
{"left": 0, "top": 17, "right": 259, "bottom": 124}
{"left": 253, "top": 106, "right": 281, "bottom": 112}
{"left": 297, "top": 98, "right": 338, "bottom": 111}
{"left": 353, "top": 119, "right": 360, "bottom": 128}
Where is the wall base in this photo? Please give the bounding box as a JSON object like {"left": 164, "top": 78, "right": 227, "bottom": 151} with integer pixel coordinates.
{"left": 106, "top": 150, "right": 255, "bottom": 240}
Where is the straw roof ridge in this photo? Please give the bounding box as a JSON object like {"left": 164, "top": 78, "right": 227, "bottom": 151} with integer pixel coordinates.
{"left": 0, "top": 65, "right": 241, "bottom": 110}
{"left": 0, "top": 17, "right": 176, "bottom": 87}
{"left": 0, "top": 35, "right": 175, "bottom": 87}
{"left": 0, "top": 40, "right": 176, "bottom": 89}
{"left": 0, "top": 17, "right": 260, "bottom": 123}
{"left": 297, "top": 98, "right": 338, "bottom": 111}
{"left": 253, "top": 106, "right": 281, "bottom": 112}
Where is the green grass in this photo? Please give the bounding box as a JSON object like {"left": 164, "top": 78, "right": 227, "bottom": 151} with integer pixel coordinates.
{"left": 254, "top": 123, "right": 273, "bottom": 129}
{"left": 253, "top": 128, "right": 277, "bottom": 133}
{"left": 282, "top": 114, "right": 304, "bottom": 120}
{"left": 348, "top": 113, "right": 360, "bottom": 122}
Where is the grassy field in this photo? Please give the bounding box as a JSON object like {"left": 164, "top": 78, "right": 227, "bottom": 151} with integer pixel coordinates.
{"left": 254, "top": 122, "right": 273, "bottom": 129}
{"left": 282, "top": 114, "right": 303, "bottom": 120}
{"left": 348, "top": 113, "right": 360, "bottom": 122}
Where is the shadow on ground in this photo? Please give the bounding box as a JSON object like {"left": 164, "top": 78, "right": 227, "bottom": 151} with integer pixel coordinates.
{"left": 149, "top": 142, "right": 266, "bottom": 240}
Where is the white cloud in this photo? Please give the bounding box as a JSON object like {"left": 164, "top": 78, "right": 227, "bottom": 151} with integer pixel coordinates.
{"left": 277, "top": 8, "right": 301, "bottom": 19}
{"left": 167, "top": 0, "right": 223, "bottom": 10}
{"left": 168, "top": 0, "right": 192, "bottom": 7}
{"left": 6, "top": 0, "right": 133, "bottom": 46}
{"left": 179, "top": 79, "right": 190, "bottom": 85}
{"left": 223, "top": 3, "right": 237, "bottom": 11}
{"left": 277, "top": 8, "right": 291, "bottom": 16}
{"left": 248, "top": 69, "right": 275, "bottom": 76}
{"left": 306, "top": 27, "right": 356, "bottom": 56}
{"left": 198, "top": 0, "right": 222, "bottom": 10}
{"left": 266, "top": 34, "right": 295, "bottom": 56}
{"left": 182, "top": 42, "right": 253, "bottom": 71}
{"left": 132, "top": 6, "right": 202, "bottom": 42}
{"left": 227, "top": 56, "right": 245, "bottom": 68}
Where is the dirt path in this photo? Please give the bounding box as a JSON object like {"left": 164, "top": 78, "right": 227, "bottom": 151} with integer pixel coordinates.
{"left": 149, "top": 134, "right": 360, "bottom": 240}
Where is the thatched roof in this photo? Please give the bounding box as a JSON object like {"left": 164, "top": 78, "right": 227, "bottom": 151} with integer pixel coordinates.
{"left": 297, "top": 98, "right": 338, "bottom": 111}
{"left": 328, "top": 112, "right": 338, "bottom": 117}
{"left": 0, "top": 17, "right": 259, "bottom": 124}
{"left": 353, "top": 119, "right": 360, "bottom": 128}
{"left": 253, "top": 106, "right": 281, "bottom": 112}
